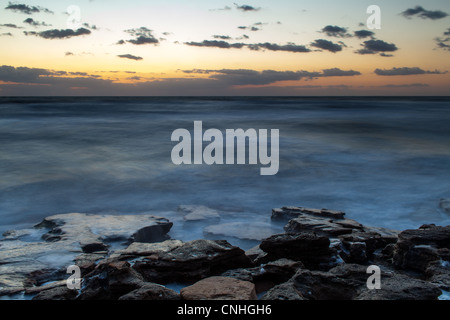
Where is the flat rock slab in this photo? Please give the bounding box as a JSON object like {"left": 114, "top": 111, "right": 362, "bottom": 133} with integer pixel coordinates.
{"left": 284, "top": 215, "right": 363, "bottom": 237}
{"left": 0, "top": 213, "right": 173, "bottom": 295}
{"left": 37, "top": 213, "right": 173, "bottom": 245}
{"left": 180, "top": 276, "right": 257, "bottom": 300}
{"left": 259, "top": 232, "right": 334, "bottom": 269}
{"left": 110, "top": 240, "right": 184, "bottom": 261}
{"left": 133, "top": 239, "right": 252, "bottom": 283}
{"left": 272, "top": 207, "right": 346, "bottom": 221}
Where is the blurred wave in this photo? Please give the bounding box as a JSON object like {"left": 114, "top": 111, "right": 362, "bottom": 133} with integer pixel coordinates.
{"left": 0, "top": 97, "right": 449, "bottom": 237}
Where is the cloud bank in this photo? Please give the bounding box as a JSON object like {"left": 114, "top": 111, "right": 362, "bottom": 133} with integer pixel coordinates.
{"left": 401, "top": 6, "right": 448, "bottom": 20}
{"left": 5, "top": 2, "right": 53, "bottom": 15}
{"left": 24, "top": 28, "right": 91, "bottom": 39}
{"left": 374, "top": 67, "right": 447, "bottom": 76}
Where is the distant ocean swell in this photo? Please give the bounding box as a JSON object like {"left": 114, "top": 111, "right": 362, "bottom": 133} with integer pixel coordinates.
{"left": 0, "top": 97, "right": 449, "bottom": 243}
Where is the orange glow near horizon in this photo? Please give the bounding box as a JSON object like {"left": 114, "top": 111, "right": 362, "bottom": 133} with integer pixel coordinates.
{"left": 0, "top": 0, "right": 449, "bottom": 95}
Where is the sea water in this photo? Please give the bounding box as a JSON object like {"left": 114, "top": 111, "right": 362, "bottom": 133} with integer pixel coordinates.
{"left": 0, "top": 97, "right": 449, "bottom": 248}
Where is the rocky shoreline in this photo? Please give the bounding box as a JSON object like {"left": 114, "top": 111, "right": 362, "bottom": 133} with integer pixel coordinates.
{"left": 0, "top": 207, "right": 449, "bottom": 300}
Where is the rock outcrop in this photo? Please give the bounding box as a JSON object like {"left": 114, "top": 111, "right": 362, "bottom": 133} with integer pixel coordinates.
{"left": 263, "top": 264, "right": 442, "bottom": 300}
{"left": 0, "top": 206, "right": 448, "bottom": 300}
{"left": 132, "top": 239, "right": 252, "bottom": 283}
{"left": 0, "top": 213, "right": 173, "bottom": 295}
{"left": 180, "top": 276, "right": 257, "bottom": 300}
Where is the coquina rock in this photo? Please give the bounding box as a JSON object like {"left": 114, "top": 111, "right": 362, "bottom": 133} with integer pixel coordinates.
{"left": 259, "top": 232, "right": 335, "bottom": 269}
{"left": 36, "top": 213, "right": 173, "bottom": 246}
{"left": 133, "top": 239, "right": 253, "bottom": 283}
{"left": 0, "top": 213, "right": 173, "bottom": 296}
{"left": 264, "top": 264, "right": 442, "bottom": 300}
{"left": 221, "top": 259, "right": 304, "bottom": 294}
{"left": 271, "top": 206, "right": 399, "bottom": 266}
{"left": 393, "top": 224, "right": 450, "bottom": 273}
{"left": 271, "top": 207, "right": 346, "bottom": 221}
{"left": 180, "top": 276, "right": 257, "bottom": 300}
{"left": 118, "top": 283, "right": 180, "bottom": 300}
{"left": 1, "top": 206, "right": 448, "bottom": 301}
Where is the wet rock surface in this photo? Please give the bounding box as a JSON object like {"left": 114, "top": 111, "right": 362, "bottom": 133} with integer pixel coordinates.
{"left": 0, "top": 206, "right": 448, "bottom": 300}
{"left": 180, "top": 276, "right": 257, "bottom": 300}
{"left": 0, "top": 213, "right": 173, "bottom": 295}
{"left": 119, "top": 283, "right": 180, "bottom": 300}
{"left": 132, "top": 239, "right": 252, "bottom": 283}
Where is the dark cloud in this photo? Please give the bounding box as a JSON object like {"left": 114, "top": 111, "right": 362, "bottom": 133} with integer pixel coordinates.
{"left": 82, "top": 23, "right": 98, "bottom": 30}
{"left": 117, "top": 54, "right": 143, "bottom": 61}
{"left": 249, "top": 42, "right": 311, "bottom": 53}
{"left": 236, "top": 34, "right": 249, "bottom": 40}
{"left": 321, "top": 25, "right": 351, "bottom": 38}
{"left": 65, "top": 52, "right": 74, "bottom": 56}
{"left": 0, "top": 65, "right": 55, "bottom": 83}
{"left": 213, "top": 35, "right": 232, "bottom": 40}
{"left": 380, "top": 83, "right": 430, "bottom": 88}
{"left": 435, "top": 29, "right": 450, "bottom": 51}
{"left": 355, "top": 39, "right": 398, "bottom": 56}
{"left": 23, "top": 18, "right": 51, "bottom": 27}
{"left": 5, "top": 2, "right": 53, "bottom": 15}
{"left": 185, "top": 40, "right": 245, "bottom": 49}
{"left": 67, "top": 72, "right": 101, "bottom": 78}
{"left": 310, "top": 39, "right": 343, "bottom": 53}
{"left": 0, "top": 65, "right": 364, "bottom": 95}
{"left": 401, "top": 6, "right": 448, "bottom": 20}
{"left": 116, "top": 39, "right": 126, "bottom": 45}
{"left": 321, "top": 68, "right": 361, "bottom": 77}
{"left": 354, "top": 30, "right": 375, "bottom": 39}
{"left": 182, "top": 69, "right": 214, "bottom": 74}
{"left": 0, "top": 32, "right": 13, "bottom": 37}
{"left": 69, "top": 72, "right": 88, "bottom": 76}
{"left": 0, "top": 65, "right": 113, "bottom": 95}
{"left": 24, "top": 28, "right": 91, "bottom": 39}
{"left": 374, "top": 67, "right": 447, "bottom": 76}
{"left": 185, "top": 40, "right": 311, "bottom": 53}
{"left": 124, "top": 27, "right": 159, "bottom": 45}
{"left": 238, "top": 22, "right": 265, "bottom": 32}
{"left": 183, "top": 68, "right": 361, "bottom": 85}
{"left": 234, "top": 3, "right": 260, "bottom": 12}
{"left": 127, "top": 35, "right": 159, "bottom": 45}
{"left": 435, "top": 38, "right": 450, "bottom": 50}
{"left": 106, "top": 71, "right": 137, "bottom": 74}
{"left": 0, "top": 23, "right": 23, "bottom": 29}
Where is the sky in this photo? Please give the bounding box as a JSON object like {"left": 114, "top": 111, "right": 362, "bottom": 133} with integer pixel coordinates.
{"left": 0, "top": 0, "right": 449, "bottom": 96}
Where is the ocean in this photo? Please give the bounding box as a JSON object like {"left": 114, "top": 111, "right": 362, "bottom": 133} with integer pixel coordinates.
{"left": 1, "top": 97, "right": 449, "bottom": 248}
